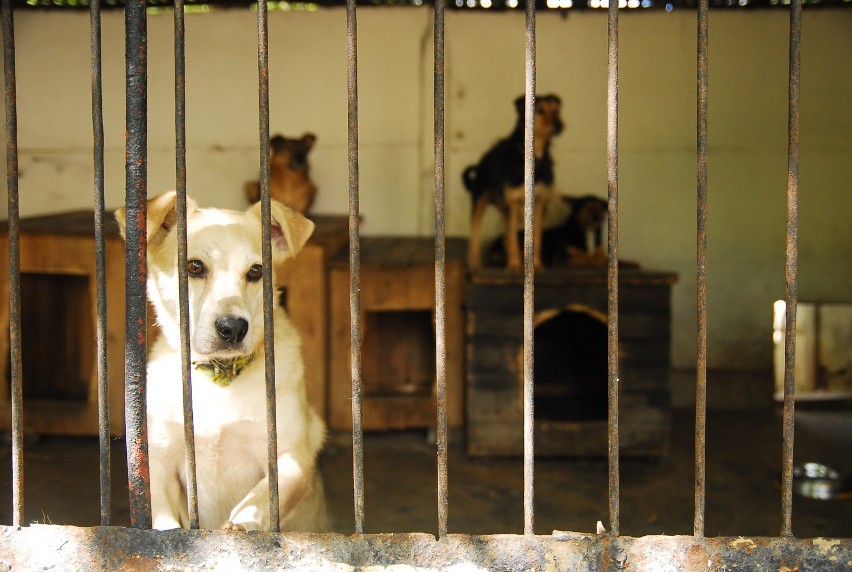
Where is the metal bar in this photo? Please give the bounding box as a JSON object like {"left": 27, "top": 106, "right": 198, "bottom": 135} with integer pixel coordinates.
{"left": 124, "top": 0, "right": 152, "bottom": 529}
{"left": 174, "top": 0, "right": 199, "bottom": 530}
{"left": 606, "top": 0, "right": 621, "bottom": 537}
{"left": 781, "top": 0, "right": 801, "bottom": 538}
{"left": 2, "top": 527, "right": 851, "bottom": 570}
{"left": 255, "top": 0, "right": 281, "bottom": 533}
{"left": 694, "top": 0, "right": 709, "bottom": 539}
{"left": 2, "top": 0, "right": 23, "bottom": 530}
{"left": 433, "top": 0, "right": 448, "bottom": 541}
{"left": 90, "top": 0, "right": 110, "bottom": 528}
{"left": 522, "top": 0, "right": 536, "bottom": 537}
{"left": 347, "top": 0, "right": 365, "bottom": 536}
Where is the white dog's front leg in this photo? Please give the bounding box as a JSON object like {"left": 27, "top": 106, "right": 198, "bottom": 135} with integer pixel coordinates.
{"left": 150, "top": 448, "right": 187, "bottom": 530}
{"left": 224, "top": 453, "right": 311, "bottom": 531}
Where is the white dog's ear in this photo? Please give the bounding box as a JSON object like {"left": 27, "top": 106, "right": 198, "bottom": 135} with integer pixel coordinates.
{"left": 115, "top": 191, "right": 197, "bottom": 248}
{"left": 248, "top": 200, "right": 315, "bottom": 262}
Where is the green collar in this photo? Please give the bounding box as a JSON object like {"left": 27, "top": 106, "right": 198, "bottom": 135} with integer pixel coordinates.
{"left": 192, "top": 353, "right": 256, "bottom": 387}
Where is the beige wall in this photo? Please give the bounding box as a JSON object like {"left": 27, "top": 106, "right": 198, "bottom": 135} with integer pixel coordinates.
{"left": 2, "top": 8, "right": 850, "bottom": 371}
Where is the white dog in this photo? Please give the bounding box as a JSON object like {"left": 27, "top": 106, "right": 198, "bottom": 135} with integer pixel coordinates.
{"left": 116, "top": 191, "right": 329, "bottom": 532}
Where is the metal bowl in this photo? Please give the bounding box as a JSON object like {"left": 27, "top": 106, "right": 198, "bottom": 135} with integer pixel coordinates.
{"left": 793, "top": 463, "right": 852, "bottom": 500}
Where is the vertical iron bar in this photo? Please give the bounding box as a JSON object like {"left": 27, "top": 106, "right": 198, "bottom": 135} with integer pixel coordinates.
{"left": 694, "top": 0, "right": 709, "bottom": 539}
{"left": 781, "top": 0, "right": 801, "bottom": 538}
{"left": 347, "top": 0, "right": 365, "bottom": 536}
{"left": 2, "top": 0, "right": 23, "bottom": 529}
{"left": 434, "top": 0, "right": 448, "bottom": 540}
{"left": 174, "top": 0, "right": 199, "bottom": 530}
{"left": 256, "top": 0, "right": 281, "bottom": 533}
{"left": 606, "top": 0, "right": 620, "bottom": 537}
{"left": 90, "top": 0, "right": 110, "bottom": 527}
{"left": 522, "top": 0, "right": 536, "bottom": 538}
{"left": 124, "top": 0, "right": 152, "bottom": 529}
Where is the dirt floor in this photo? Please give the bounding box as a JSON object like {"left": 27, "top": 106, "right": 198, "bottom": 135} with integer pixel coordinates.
{"left": 1, "top": 406, "right": 851, "bottom": 539}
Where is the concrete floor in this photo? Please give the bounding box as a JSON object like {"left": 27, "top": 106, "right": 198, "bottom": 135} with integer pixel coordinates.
{"left": 1, "top": 406, "right": 851, "bottom": 539}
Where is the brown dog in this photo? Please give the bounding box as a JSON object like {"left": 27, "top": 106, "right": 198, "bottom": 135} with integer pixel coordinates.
{"left": 463, "top": 94, "right": 562, "bottom": 271}
{"left": 245, "top": 133, "right": 318, "bottom": 215}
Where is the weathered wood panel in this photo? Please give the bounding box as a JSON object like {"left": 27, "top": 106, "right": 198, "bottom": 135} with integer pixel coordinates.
{"left": 466, "top": 268, "right": 675, "bottom": 457}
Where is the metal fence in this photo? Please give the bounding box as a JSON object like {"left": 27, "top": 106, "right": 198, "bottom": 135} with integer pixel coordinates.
{"left": 2, "top": 0, "right": 852, "bottom": 568}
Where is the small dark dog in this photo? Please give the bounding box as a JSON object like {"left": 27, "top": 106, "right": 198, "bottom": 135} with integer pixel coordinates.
{"left": 463, "top": 94, "right": 563, "bottom": 271}
{"left": 546, "top": 195, "right": 608, "bottom": 266}
{"left": 245, "top": 133, "right": 318, "bottom": 215}
{"left": 490, "top": 195, "right": 608, "bottom": 268}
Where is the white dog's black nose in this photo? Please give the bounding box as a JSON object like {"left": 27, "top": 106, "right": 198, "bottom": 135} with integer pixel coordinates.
{"left": 215, "top": 316, "right": 249, "bottom": 344}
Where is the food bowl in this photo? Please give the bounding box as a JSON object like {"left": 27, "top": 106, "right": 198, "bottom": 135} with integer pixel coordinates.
{"left": 792, "top": 463, "right": 852, "bottom": 500}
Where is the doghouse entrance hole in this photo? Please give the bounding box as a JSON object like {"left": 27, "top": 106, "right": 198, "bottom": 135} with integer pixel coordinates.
{"left": 362, "top": 309, "right": 435, "bottom": 397}
{"left": 534, "top": 307, "right": 608, "bottom": 421}
{"left": 5, "top": 273, "right": 93, "bottom": 402}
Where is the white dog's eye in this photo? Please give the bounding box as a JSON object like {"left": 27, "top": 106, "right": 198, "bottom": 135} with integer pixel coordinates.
{"left": 187, "top": 259, "right": 206, "bottom": 278}
{"left": 246, "top": 264, "right": 263, "bottom": 282}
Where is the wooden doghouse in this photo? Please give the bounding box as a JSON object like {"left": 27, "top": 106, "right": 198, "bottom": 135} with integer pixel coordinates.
{"left": 466, "top": 266, "right": 677, "bottom": 457}
{"left": 0, "top": 212, "right": 126, "bottom": 436}
{"left": 328, "top": 237, "right": 467, "bottom": 431}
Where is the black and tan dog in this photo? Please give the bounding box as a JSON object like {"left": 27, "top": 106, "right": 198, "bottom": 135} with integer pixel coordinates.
{"left": 463, "top": 94, "right": 563, "bottom": 271}
{"left": 547, "top": 194, "right": 608, "bottom": 266}
{"left": 561, "top": 194, "right": 608, "bottom": 264}
{"left": 489, "top": 194, "right": 608, "bottom": 268}
{"left": 245, "top": 133, "right": 318, "bottom": 215}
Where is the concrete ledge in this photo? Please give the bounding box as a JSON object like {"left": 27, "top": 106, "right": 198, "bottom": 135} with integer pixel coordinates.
{"left": 1, "top": 525, "right": 850, "bottom": 571}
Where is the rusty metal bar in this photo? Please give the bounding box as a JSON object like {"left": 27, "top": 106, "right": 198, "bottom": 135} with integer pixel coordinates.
{"left": 606, "top": 0, "right": 621, "bottom": 537}
{"left": 2, "top": 527, "right": 851, "bottom": 570}
{"left": 780, "top": 0, "right": 801, "bottom": 538}
{"left": 694, "top": 0, "right": 709, "bottom": 539}
{"left": 174, "top": 0, "right": 199, "bottom": 530}
{"left": 124, "top": 0, "right": 152, "bottom": 529}
{"left": 2, "top": 0, "right": 23, "bottom": 530}
{"left": 90, "top": 0, "right": 110, "bottom": 527}
{"left": 522, "top": 0, "right": 536, "bottom": 538}
{"left": 347, "top": 0, "right": 365, "bottom": 536}
{"left": 433, "top": 0, "right": 448, "bottom": 540}
{"left": 255, "top": 0, "right": 281, "bottom": 533}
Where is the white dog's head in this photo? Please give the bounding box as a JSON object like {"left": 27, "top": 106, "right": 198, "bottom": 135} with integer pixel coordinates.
{"left": 116, "top": 191, "right": 314, "bottom": 362}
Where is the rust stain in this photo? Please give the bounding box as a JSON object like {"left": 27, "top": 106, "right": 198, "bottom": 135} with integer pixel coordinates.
{"left": 687, "top": 543, "right": 714, "bottom": 571}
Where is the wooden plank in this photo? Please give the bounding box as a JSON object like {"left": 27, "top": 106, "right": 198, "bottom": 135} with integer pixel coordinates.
{"left": 361, "top": 266, "right": 435, "bottom": 310}
{"left": 0, "top": 210, "right": 122, "bottom": 237}
{"left": 466, "top": 387, "right": 524, "bottom": 420}
{"left": 277, "top": 216, "right": 348, "bottom": 421}
{"left": 362, "top": 395, "right": 436, "bottom": 430}
{"left": 0, "top": 236, "right": 10, "bottom": 431}
{"left": 328, "top": 236, "right": 466, "bottom": 269}
{"left": 619, "top": 312, "right": 672, "bottom": 340}
{"left": 470, "top": 266, "right": 677, "bottom": 287}
{"left": 328, "top": 268, "right": 354, "bottom": 431}
{"left": 444, "top": 263, "right": 466, "bottom": 428}
{"left": 467, "top": 342, "right": 521, "bottom": 380}
{"left": 466, "top": 312, "right": 523, "bottom": 341}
